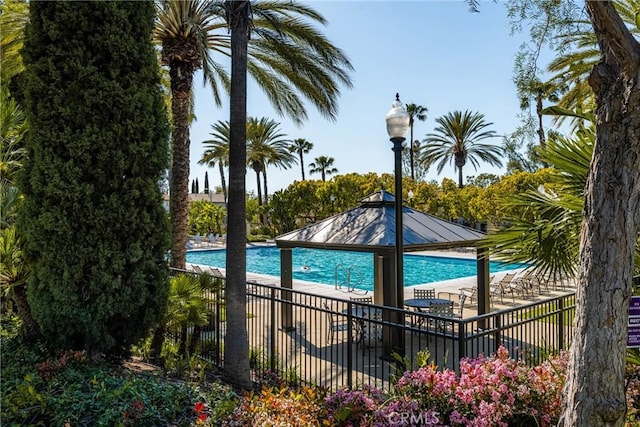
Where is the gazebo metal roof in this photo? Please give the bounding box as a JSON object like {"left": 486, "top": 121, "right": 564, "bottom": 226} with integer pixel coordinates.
{"left": 275, "top": 190, "right": 485, "bottom": 252}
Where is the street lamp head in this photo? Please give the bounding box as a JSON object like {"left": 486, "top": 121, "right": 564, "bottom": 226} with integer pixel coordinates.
{"left": 408, "top": 190, "right": 414, "bottom": 200}
{"left": 385, "top": 93, "right": 410, "bottom": 140}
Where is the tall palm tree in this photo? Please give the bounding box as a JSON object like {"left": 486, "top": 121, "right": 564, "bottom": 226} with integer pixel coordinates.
{"left": 289, "top": 138, "right": 314, "bottom": 180}
{"left": 405, "top": 103, "right": 428, "bottom": 181}
{"left": 200, "top": 121, "right": 230, "bottom": 203}
{"left": 155, "top": 0, "right": 226, "bottom": 270}
{"left": 247, "top": 118, "right": 294, "bottom": 204}
{"left": 154, "top": 0, "right": 354, "bottom": 269}
{"left": 224, "top": 0, "right": 251, "bottom": 390}
{"left": 309, "top": 155, "right": 338, "bottom": 182}
{"left": 515, "top": 77, "right": 560, "bottom": 159}
{"left": 420, "top": 110, "right": 502, "bottom": 188}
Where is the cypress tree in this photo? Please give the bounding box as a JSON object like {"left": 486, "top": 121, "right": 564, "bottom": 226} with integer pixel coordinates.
{"left": 204, "top": 171, "right": 209, "bottom": 194}
{"left": 19, "top": 2, "right": 170, "bottom": 357}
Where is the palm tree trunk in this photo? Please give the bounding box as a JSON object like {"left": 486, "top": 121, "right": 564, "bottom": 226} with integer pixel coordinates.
{"left": 218, "top": 161, "right": 227, "bottom": 204}
{"left": 188, "top": 324, "right": 201, "bottom": 356}
{"left": 262, "top": 170, "right": 268, "bottom": 205}
{"left": 169, "top": 62, "right": 196, "bottom": 269}
{"left": 457, "top": 165, "right": 464, "bottom": 188}
{"left": 13, "top": 285, "right": 40, "bottom": 339}
{"left": 178, "top": 324, "right": 188, "bottom": 356}
{"left": 149, "top": 323, "right": 166, "bottom": 362}
{"left": 409, "top": 125, "right": 415, "bottom": 181}
{"left": 254, "top": 168, "right": 263, "bottom": 207}
{"left": 536, "top": 95, "right": 548, "bottom": 168}
{"left": 262, "top": 170, "right": 269, "bottom": 226}
{"left": 224, "top": 0, "right": 252, "bottom": 390}
{"left": 299, "top": 152, "right": 305, "bottom": 180}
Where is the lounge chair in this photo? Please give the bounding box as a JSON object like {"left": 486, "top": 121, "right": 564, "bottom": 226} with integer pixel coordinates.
{"left": 490, "top": 272, "right": 517, "bottom": 304}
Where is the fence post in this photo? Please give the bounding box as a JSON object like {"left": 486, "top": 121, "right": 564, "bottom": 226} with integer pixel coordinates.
{"left": 493, "top": 315, "right": 502, "bottom": 352}
{"left": 280, "top": 248, "right": 295, "bottom": 332}
{"left": 347, "top": 301, "right": 353, "bottom": 389}
{"left": 557, "top": 297, "right": 565, "bottom": 350}
{"left": 270, "top": 287, "right": 277, "bottom": 372}
{"left": 458, "top": 322, "right": 467, "bottom": 370}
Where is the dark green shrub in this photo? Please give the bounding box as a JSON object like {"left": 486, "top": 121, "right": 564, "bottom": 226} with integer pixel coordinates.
{"left": 19, "top": 1, "right": 170, "bottom": 356}
{"left": 1, "top": 315, "right": 237, "bottom": 426}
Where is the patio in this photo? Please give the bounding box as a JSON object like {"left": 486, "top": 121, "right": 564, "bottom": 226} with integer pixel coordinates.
{"left": 185, "top": 268, "right": 576, "bottom": 391}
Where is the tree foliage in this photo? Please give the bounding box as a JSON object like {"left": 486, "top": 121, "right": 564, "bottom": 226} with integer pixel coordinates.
{"left": 19, "top": 2, "right": 170, "bottom": 357}
{"left": 189, "top": 200, "right": 226, "bottom": 235}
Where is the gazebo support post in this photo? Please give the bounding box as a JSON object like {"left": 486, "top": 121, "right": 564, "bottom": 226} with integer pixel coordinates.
{"left": 280, "top": 248, "right": 295, "bottom": 331}
{"left": 373, "top": 254, "right": 384, "bottom": 305}
{"left": 476, "top": 247, "right": 490, "bottom": 329}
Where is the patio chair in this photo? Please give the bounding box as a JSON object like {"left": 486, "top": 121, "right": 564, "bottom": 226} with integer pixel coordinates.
{"left": 323, "top": 302, "right": 350, "bottom": 345}
{"left": 428, "top": 301, "right": 455, "bottom": 332}
{"left": 452, "top": 293, "right": 467, "bottom": 319}
{"left": 350, "top": 296, "right": 372, "bottom": 304}
{"left": 413, "top": 288, "right": 436, "bottom": 299}
{"left": 360, "top": 311, "right": 383, "bottom": 348}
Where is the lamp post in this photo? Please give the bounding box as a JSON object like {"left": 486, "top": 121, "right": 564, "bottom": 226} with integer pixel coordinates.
{"left": 408, "top": 190, "right": 414, "bottom": 208}
{"left": 386, "top": 93, "right": 410, "bottom": 356}
{"left": 330, "top": 194, "right": 336, "bottom": 214}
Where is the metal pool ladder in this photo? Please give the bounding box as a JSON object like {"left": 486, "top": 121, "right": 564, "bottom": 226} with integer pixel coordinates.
{"left": 334, "top": 264, "right": 365, "bottom": 292}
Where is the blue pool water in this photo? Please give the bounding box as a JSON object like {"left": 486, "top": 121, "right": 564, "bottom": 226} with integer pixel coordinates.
{"left": 186, "top": 246, "right": 523, "bottom": 291}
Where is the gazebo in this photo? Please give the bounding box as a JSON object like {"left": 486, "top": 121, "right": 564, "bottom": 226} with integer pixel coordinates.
{"left": 275, "top": 190, "right": 491, "bottom": 317}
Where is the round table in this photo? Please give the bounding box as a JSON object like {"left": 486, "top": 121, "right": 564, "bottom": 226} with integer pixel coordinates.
{"left": 404, "top": 298, "right": 452, "bottom": 310}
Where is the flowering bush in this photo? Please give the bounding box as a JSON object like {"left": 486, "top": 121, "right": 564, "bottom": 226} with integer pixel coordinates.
{"left": 322, "top": 385, "right": 385, "bottom": 426}
{"left": 627, "top": 362, "right": 640, "bottom": 424}
{"left": 223, "top": 386, "right": 324, "bottom": 426}
{"left": 393, "top": 346, "right": 567, "bottom": 426}
{"left": 219, "top": 346, "right": 640, "bottom": 426}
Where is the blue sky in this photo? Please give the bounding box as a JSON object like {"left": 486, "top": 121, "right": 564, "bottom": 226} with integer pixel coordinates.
{"left": 188, "top": 1, "right": 550, "bottom": 195}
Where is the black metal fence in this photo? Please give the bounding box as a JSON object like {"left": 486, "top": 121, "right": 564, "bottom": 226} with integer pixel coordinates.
{"left": 173, "top": 269, "right": 575, "bottom": 392}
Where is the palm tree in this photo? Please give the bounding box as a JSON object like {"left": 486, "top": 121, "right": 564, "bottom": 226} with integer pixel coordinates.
{"left": 154, "top": 0, "right": 226, "bottom": 269}
{"left": 420, "top": 110, "right": 502, "bottom": 188}
{"left": 405, "top": 103, "right": 428, "bottom": 181}
{"left": 289, "top": 138, "right": 314, "bottom": 180}
{"left": 482, "top": 128, "right": 593, "bottom": 278}
{"left": 515, "top": 77, "right": 560, "bottom": 159}
{"left": 165, "top": 274, "right": 209, "bottom": 357}
{"left": 246, "top": 117, "right": 292, "bottom": 206}
{"left": 224, "top": 0, "right": 251, "bottom": 390}
{"left": 154, "top": 0, "right": 354, "bottom": 269}
{"left": 309, "top": 155, "right": 338, "bottom": 182}
{"left": 200, "top": 121, "right": 230, "bottom": 203}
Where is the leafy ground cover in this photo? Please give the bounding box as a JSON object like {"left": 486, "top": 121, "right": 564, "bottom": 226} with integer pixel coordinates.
{"left": 2, "top": 314, "right": 639, "bottom": 426}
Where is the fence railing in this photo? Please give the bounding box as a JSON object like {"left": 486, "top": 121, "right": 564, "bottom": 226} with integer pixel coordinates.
{"left": 171, "top": 269, "right": 575, "bottom": 391}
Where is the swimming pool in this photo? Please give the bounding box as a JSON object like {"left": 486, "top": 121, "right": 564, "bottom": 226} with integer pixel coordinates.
{"left": 186, "top": 246, "right": 523, "bottom": 291}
